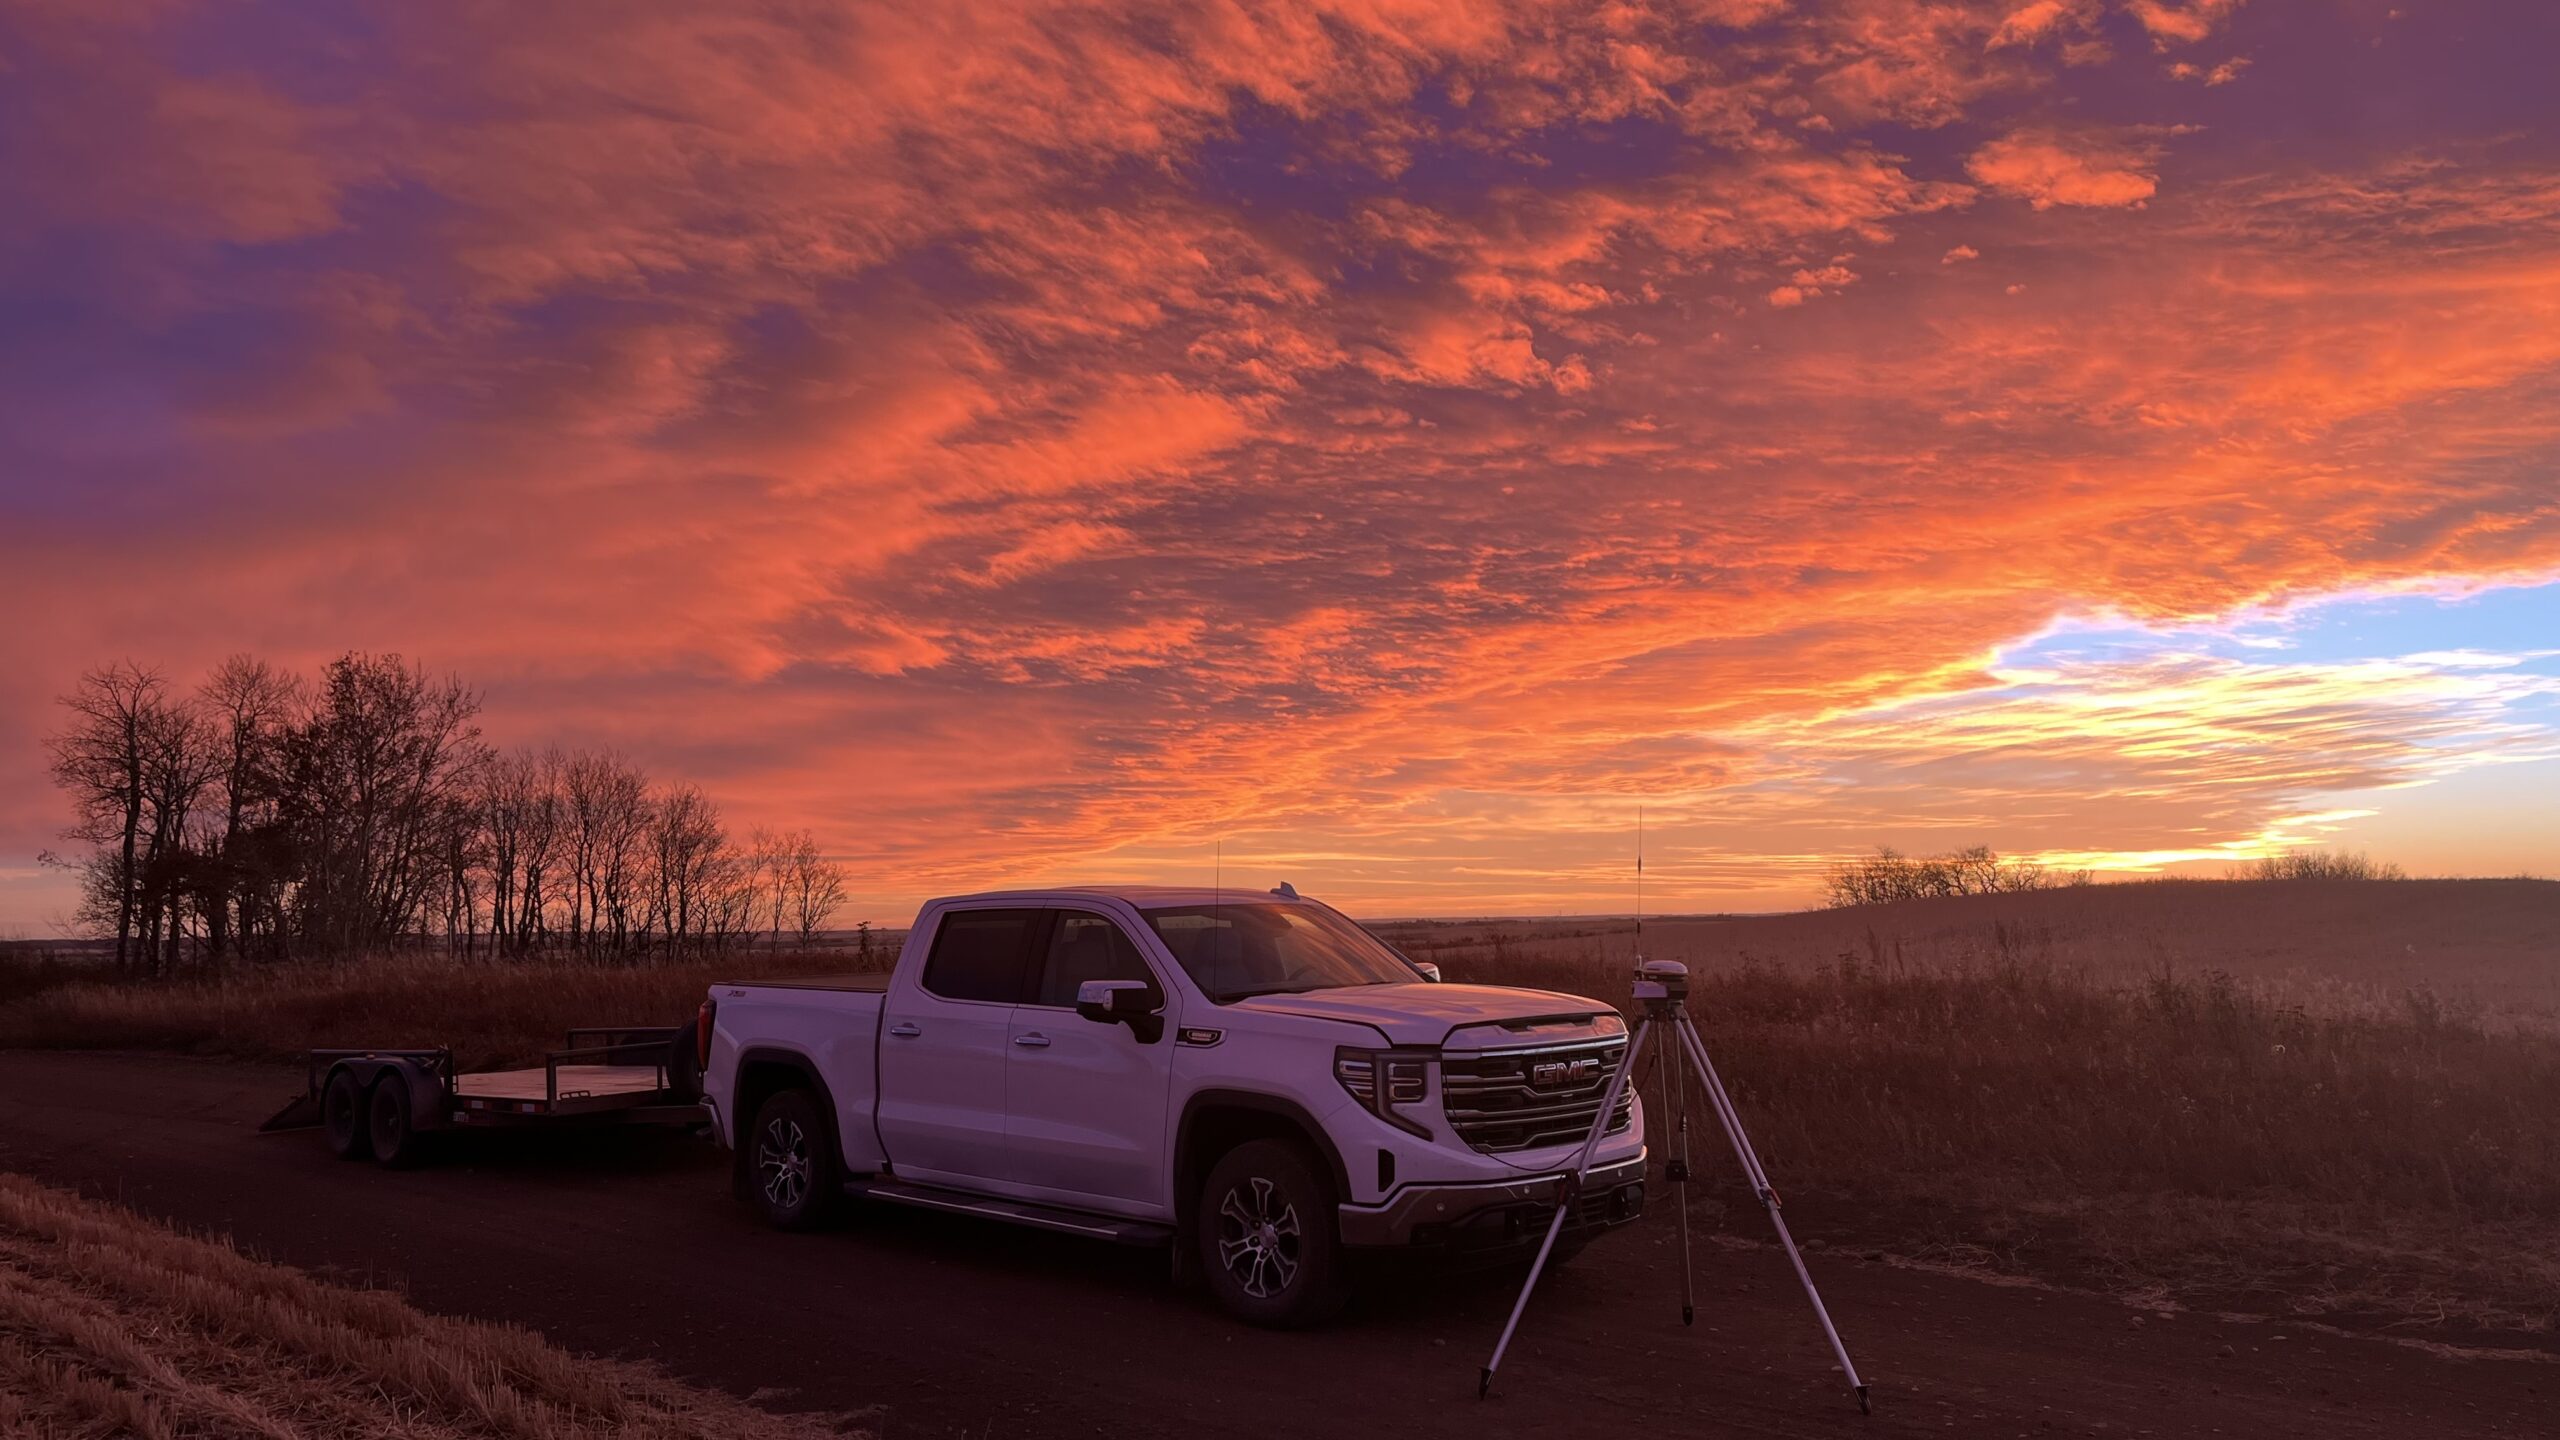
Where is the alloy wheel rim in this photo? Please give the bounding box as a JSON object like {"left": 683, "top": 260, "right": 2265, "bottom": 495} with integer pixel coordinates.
{"left": 1215, "top": 1176, "right": 1302, "bottom": 1299}
{"left": 758, "top": 1117, "right": 810, "bottom": 1210}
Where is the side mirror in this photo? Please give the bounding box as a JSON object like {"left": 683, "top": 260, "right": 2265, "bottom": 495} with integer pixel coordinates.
{"left": 1411, "top": 961, "right": 1442, "bottom": 983}
{"left": 1076, "top": 979, "right": 1164, "bottom": 1042}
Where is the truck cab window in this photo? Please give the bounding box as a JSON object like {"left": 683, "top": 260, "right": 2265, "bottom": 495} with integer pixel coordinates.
{"left": 920, "top": 908, "right": 1042, "bottom": 1003}
{"left": 1141, "top": 901, "right": 1415, "bottom": 1003}
{"left": 1035, "top": 912, "right": 1161, "bottom": 1010}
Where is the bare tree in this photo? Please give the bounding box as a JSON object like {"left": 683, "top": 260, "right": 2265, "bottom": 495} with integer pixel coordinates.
{"left": 44, "top": 664, "right": 175, "bottom": 973}
{"left": 779, "top": 830, "right": 849, "bottom": 947}
{"left": 648, "top": 783, "right": 726, "bottom": 955}
{"left": 475, "top": 747, "right": 566, "bottom": 957}
{"left": 197, "top": 655, "right": 299, "bottom": 964}
{"left": 563, "top": 751, "right": 652, "bottom": 957}
{"left": 2242, "top": 850, "right": 2405, "bottom": 882}
{"left": 136, "top": 695, "right": 219, "bottom": 974}
{"left": 1823, "top": 844, "right": 2087, "bottom": 908}
{"left": 744, "top": 827, "right": 787, "bottom": 946}
{"left": 44, "top": 651, "right": 787, "bottom": 966}
{"left": 286, "top": 654, "right": 486, "bottom": 954}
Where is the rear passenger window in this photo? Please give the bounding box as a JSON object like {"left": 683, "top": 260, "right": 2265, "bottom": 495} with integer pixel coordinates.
{"left": 920, "top": 908, "right": 1041, "bottom": 1003}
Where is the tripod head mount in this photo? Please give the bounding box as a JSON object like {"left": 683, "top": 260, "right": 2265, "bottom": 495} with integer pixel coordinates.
{"left": 1632, "top": 957, "right": 1689, "bottom": 1015}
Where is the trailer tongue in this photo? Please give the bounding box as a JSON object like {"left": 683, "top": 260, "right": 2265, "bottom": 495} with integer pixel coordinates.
{"left": 262, "top": 1027, "right": 709, "bottom": 1165}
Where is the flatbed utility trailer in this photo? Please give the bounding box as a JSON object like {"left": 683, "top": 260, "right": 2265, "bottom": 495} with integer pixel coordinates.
{"left": 263, "top": 1026, "right": 709, "bottom": 1166}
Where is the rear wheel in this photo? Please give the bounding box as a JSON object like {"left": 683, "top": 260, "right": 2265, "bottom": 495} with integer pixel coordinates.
{"left": 1197, "top": 1139, "right": 1347, "bottom": 1328}
{"left": 748, "top": 1089, "right": 839, "bottom": 1230}
{"left": 321, "top": 1069, "right": 371, "bottom": 1161}
{"left": 367, "top": 1073, "right": 424, "bottom": 1168}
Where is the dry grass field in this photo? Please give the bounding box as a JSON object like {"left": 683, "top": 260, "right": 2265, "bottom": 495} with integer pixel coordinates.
{"left": 1383, "top": 878, "right": 2560, "bottom": 1335}
{"left": 0, "top": 1171, "right": 858, "bottom": 1439}
{"left": 4, "top": 877, "right": 2555, "bottom": 1338}
{"left": 1384, "top": 877, "right": 2560, "bottom": 1029}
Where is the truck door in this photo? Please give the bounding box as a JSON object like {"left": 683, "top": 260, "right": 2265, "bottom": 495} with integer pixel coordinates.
{"left": 875, "top": 905, "right": 1040, "bottom": 1188}
{"left": 1004, "top": 907, "right": 1176, "bottom": 1218}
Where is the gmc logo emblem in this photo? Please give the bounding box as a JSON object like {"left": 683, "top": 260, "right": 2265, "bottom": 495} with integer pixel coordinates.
{"left": 1531, "top": 1057, "right": 1601, "bottom": 1089}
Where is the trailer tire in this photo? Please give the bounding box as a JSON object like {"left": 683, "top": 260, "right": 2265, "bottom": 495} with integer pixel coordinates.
{"left": 663, "top": 1018, "right": 703, "bottom": 1104}
{"left": 748, "top": 1089, "right": 839, "bottom": 1231}
{"left": 322, "top": 1068, "right": 372, "bottom": 1161}
{"left": 367, "top": 1072, "right": 425, "bottom": 1169}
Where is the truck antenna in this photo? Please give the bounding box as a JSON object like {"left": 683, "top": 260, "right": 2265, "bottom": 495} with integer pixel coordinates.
{"left": 1636, "top": 805, "right": 1645, "bottom": 960}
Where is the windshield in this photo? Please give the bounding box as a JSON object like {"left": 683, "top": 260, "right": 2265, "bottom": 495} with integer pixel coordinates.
{"left": 1140, "top": 901, "right": 1419, "bottom": 1003}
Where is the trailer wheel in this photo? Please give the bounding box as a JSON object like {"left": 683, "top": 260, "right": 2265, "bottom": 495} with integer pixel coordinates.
{"left": 367, "top": 1072, "right": 425, "bottom": 1169}
{"left": 663, "top": 1017, "right": 703, "bottom": 1104}
{"left": 321, "top": 1068, "right": 372, "bottom": 1161}
{"left": 748, "top": 1089, "right": 838, "bottom": 1230}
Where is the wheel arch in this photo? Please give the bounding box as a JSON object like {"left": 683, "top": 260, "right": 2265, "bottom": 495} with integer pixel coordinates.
{"left": 1174, "top": 1090, "right": 1350, "bottom": 1232}
{"left": 730, "top": 1047, "right": 843, "bottom": 1196}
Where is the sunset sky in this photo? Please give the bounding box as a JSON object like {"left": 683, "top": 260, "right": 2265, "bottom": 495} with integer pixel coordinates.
{"left": 4, "top": 0, "right": 2558, "bottom": 928}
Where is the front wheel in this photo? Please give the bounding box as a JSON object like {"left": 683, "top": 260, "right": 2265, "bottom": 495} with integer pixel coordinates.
{"left": 747, "top": 1089, "right": 839, "bottom": 1230}
{"left": 1196, "top": 1139, "right": 1347, "bottom": 1328}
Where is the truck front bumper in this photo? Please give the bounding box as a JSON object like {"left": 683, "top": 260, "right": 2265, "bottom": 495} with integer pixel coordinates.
{"left": 1336, "top": 1153, "right": 1648, "bottom": 1250}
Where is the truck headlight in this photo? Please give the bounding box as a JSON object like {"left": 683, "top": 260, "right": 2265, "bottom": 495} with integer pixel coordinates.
{"left": 1335, "top": 1047, "right": 1432, "bottom": 1138}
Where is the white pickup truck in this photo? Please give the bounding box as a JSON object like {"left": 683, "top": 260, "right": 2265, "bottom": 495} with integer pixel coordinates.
{"left": 696, "top": 884, "right": 1646, "bottom": 1324}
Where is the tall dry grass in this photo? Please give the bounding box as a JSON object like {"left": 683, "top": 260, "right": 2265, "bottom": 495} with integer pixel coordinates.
{"left": 0, "top": 1172, "right": 859, "bottom": 1438}
{"left": 1434, "top": 931, "right": 2560, "bottom": 1334}
{"left": 0, "top": 946, "right": 896, "bottom": 1069}
{"left": 1385, "top": 876, "right": 2560, "bottom": 1029}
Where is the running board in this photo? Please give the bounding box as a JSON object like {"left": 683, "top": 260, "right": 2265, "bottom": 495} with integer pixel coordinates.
{"left": 843, "top": 1178, "right": 1173, "bottom": 1246}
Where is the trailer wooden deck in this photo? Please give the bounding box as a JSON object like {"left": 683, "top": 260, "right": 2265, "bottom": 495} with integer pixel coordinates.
{"left": 454, "top": 1065, "right": 667, "bottom": 1104}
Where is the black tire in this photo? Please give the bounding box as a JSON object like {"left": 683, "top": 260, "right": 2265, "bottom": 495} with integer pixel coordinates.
{"left": 1196, "top": 1138, "right": 1347, "bottom": 1328}
{"left": 367, "top": 1072, "right": 424, "bottom": 1169}
{"left": 321, "top": 1068, "right": 371, "bottom": 1161}
{"left": 747, "top": 1089, "right": 839, "bottom": 1230}
{"left": 663, "top": 1019, "right": 703, "bottom": 1104}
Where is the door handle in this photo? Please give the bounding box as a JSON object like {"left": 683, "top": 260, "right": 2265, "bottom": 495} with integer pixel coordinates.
{"left": 888, "top": 1022, "right": 922, "bottom": 1038}
{"left": 1012, "top": 1033, "right": 1051, "bottom": 1048}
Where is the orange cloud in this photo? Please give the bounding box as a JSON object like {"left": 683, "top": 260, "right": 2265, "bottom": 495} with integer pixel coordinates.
{"left": 2126, "top": 0, "right": 2246, "bottom": 47}
{"left": 1967, "top": 129, "right": 2160, "bottom": 209}
{"left": 2, "top": 0, "right": 2557, "bottom": 923}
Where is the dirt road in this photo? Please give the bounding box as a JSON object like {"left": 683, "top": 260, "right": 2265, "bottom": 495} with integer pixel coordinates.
{"left": 0, "top": 1052, "right": 2546, "bottom": 1439}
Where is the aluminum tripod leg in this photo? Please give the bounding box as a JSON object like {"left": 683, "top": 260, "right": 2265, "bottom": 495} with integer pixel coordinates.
{"left": 1674, "top": 1014, "right": 1870, "bottom": 1415}
{"left": 1477, "top": 1015, "right": 1653, "bottom": 1399}
{"left": 1661, "top": 1027, "right": 1696, "bottom": 1326}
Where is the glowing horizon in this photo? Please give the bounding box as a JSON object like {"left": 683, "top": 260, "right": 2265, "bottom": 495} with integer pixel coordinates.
{"left": 5, "top": 1, "right": 2560, "bottom": 931}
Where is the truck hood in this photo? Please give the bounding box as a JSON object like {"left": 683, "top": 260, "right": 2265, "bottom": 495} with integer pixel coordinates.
{"left": 1228, "top": 983, "right": 1612, "bottom": 1047}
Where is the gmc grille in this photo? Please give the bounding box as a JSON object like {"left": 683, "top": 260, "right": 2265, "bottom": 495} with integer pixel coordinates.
{"left": 1440, "top": 1037, "right": 1633, "bottom": 1154}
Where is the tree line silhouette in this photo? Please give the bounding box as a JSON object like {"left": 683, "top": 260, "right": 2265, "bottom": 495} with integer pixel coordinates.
{"left": 42, "top": 654, "right": 846, "bottom": 974}
{"left": 1821, "top": 844, "right": 2090, "bottom": 908}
